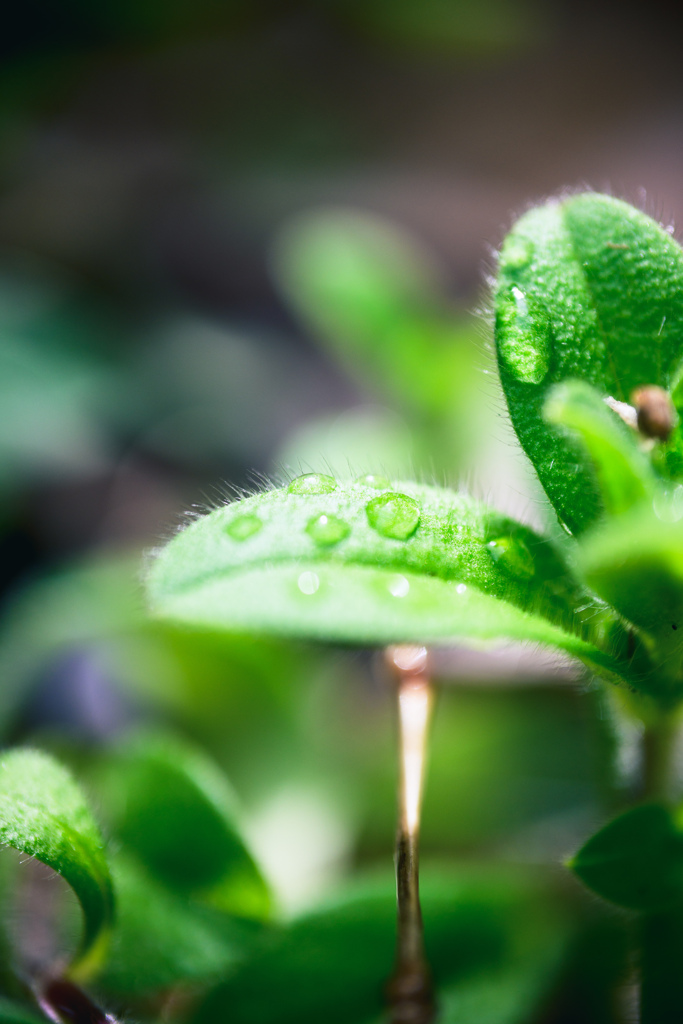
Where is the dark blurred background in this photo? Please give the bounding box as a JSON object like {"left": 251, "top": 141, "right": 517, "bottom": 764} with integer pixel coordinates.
{"left": 2, "top": 0, "right": 682, "bottom": 575}
{"left": 0, "top": 0, "right": 678, "bottom": 924}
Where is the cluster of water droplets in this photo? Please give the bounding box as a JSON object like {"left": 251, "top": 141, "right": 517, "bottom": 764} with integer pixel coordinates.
{"left": 224, "top": 473, "right": 422, "bottom": 553}
{"left": 222, "top": 475, "right": 538, "bottom": 606}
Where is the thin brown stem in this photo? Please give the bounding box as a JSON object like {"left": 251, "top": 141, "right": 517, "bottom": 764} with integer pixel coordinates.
{"left": 385, "top": 646, "right": 436, "bottom": 1024}
{"left": 34, "top": 977, "right": 118, "bottom": 1024}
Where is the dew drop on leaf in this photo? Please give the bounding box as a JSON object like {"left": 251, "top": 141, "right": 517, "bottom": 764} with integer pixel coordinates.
{"left": 306, "top": 513, "right": 350, "bottom": 546}
{"left": 496, "top": 285, "right": 550, "bottom": 384}
{"left": 297, "top": 571, "right": 320, "bottom": 595}
{"left": 486, "top": 536, "right": 535, "bottom": 579}
{"left": 226, "top": 513, "right": 263, "bottom": 541}
{"left": 288, "top": 473, "right": 338, "bottom": 495}
{"left": 456, "top": 583, "right": 467, "bottom": 594}
{"left": 653, "top": 484, "right": 683, "bottom": 522}
{"left": 500, "top": 235, "right": 534, "bottom": 272}
{"left": 366, "top": 493, "right": 420, "bottom": 540}
{"left": 356, "top": 473, "right": 391, "bottom": 489}
{"left": 388, "top": 574, "right": 410, "bottom": 597}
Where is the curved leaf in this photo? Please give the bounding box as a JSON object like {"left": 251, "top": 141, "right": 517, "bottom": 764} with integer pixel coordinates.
{"left": 0, "top": 749, "right": 114, "bottom": 980}
{"left": 147, "top": 478, "right": 623, "bottom": 679}
{"left": 495, "top": 193, "right": 683, "bottom": 534}
{"left": 98, "top": 852, "right": 259, "bottom": 995}
{"left": 570, "top": 804, "right": 683, "bottom": 911}
{"left": 544, "top": 379, "right": 655, "bottom": 518}
{"left": 95, "top": 732, "right": 270, "bottom": 919}
{"left": 578, "top": 505, "right": 683, "bottom": 703}
{"left": 273, "top": 211, "right": 474, "bottom": 419}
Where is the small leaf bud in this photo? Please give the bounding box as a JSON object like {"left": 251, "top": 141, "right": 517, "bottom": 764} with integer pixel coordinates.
{"left": 631, "top": 386, "right": 676, "bottom": 441}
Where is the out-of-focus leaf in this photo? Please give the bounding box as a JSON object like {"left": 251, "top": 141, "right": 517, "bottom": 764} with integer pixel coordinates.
{"left": 96, "top": 732, "right": 270, "bottom": 919}
{"left": 272, "top": 211, "right": 481, "bottom": 472}
{"left": 544, "top": 379, "right": 655, "bottom": 518}
{"left": 495, "top": 193, "right": 683, "bottom": 534}
{"left": 0, "top": 749, "right": 114, "bottom": 980}
{"left": 0, "top": 999, "right": 43, "bottom": 1024}
{"left": 570, "top": 804, "right": 683, "bottom": 911}
{"left": 0, "top": 271, "right": 127, "bottom": 491}
{"left": 0, "top": 554, "right": 314, "bottom": 738}
{"left": 640, "top": 909, "right": 683, "bottom": 1024}
{"left": 191, "top": 868, "right": 569, "bottom": 1024}
{"left": 336, "top": 0, "right": 544, "bottom": 54}
{"left": 98, "top": 852, "right": 259, "bottom": 995}
{"left": 146, "top": 478, "right": 626, "bottom": 681}
{"left": 578, "top": 506, "right": 683, "bottom": 703}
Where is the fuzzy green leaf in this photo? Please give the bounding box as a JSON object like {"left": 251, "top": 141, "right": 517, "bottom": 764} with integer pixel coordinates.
{"left": 570, "top": 804, "right": 683, "bottom": 911}
{"left": 495, "top": 193, "right": 683, "bottom": 534}
{"left": 544, "top": 379, "right": 655, "bottom": 518}
{"left": 0, "top": 749, "right": 114, "bottom": 979}
{"left": 147, "top": 478, "right": 624, "bottom": 679}
{"left": 95, "top": 732, "right": 270, "bottom": 919}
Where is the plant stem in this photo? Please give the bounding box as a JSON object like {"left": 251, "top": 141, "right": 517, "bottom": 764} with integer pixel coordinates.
{"left": 34, "top": 977, "right": 118, "bottom": 1024}
{"left": 385, "top": 646, "right": 436, "bottom": 1024}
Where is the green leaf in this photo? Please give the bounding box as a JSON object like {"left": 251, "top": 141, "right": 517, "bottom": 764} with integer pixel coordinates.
{"left": 146, "top": 478, "right": 623, "bottom": 679}
{"left": 0, "top": 999, "right": 43, "bottom": 1024}
{"left": 98, "top": 852, "right": 259, "bottom": 995}
{"left": 570, "top": 804, "right": 683, "bottom": 911}
{"left": 578, "top": 505, "right": 683, "bottom": 702}
{"left": 191, "top": 868, "right": 569, "bottom": 1024}
{"left": 495, "top": 193, "right": 683, "bottom": 534}
{"left": 95, "top": 732, "right": 270, "bottom": 919}
{"left": 0, "top": 554, "right": 315, "bottom": 739}
{"left": 272, "top": 211, "right": 481, "bottom": 475}
{"left": 0, "top": 749, "right": 114, "bottom": 979}
{"left": 273, "top": 211, "right": 474, "bottom": 418}
{"left": 0, "top": 271, "right": 127, "bottom": 493}
{"left": 544, "top": 379, "right": 655, "bottom": 518}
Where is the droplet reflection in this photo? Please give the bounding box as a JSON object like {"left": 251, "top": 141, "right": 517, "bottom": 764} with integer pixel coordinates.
{"left": 388, "top": 574, "right": 410, "bottom": 598}
{"left": 366, "top": 493, "right": 420, "bottom": 540}
{"left": 297, "top": 571, "right": 320, "bottom": 595}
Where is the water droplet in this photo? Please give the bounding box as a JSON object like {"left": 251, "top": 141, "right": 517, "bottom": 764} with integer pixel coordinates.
{"left": 654, "top": 485, "right": 683, "bottom": 522}
{"left": 288, "top": 473, "right": 337, "bottom": 495}
{"left": 366, "top": 493, "right": 420, "bottom": 540}
{"left": 500, "top": 235, "right": 533, "bottom": 271}
{"left": 388, "top": 574, "right": 410, "bottom": 598}
{"left": 298, "top": 571, "right": 320, "bottom": 595}
{"left": 306, "top": 513, "right": 350, "bottom": 546}
{"left": 486, "top": 536, "right": 535, "bottom": 579}
{"left": 456, "top": 583, "right": 467, "bottom": 594}
{"left": 496, "top": 286, "right": 550, "bottom": 385}
{"left": 226, "top": 513, "right": 262, "bottom": 541}
{"left": 356, "top": 473, "right": 390, "bottom": 489}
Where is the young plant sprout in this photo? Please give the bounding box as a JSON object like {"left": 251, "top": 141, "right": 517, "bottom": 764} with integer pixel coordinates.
{"left": 145, "top": 192, "right": 683, "bottom": 1022}
{"left": 5, "top": 190, "right": 683, "bottom": 1023}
